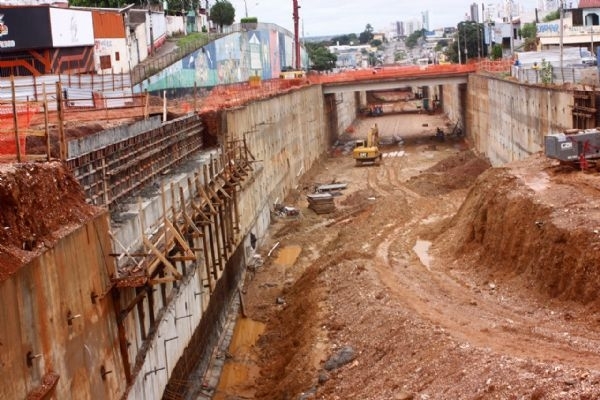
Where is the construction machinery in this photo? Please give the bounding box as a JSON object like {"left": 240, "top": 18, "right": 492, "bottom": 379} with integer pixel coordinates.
{"left": 353, "top": 124, "right": 382, "bottom": 165}
{"left": 544, "top": 129, "right": 600, "bottom": 169}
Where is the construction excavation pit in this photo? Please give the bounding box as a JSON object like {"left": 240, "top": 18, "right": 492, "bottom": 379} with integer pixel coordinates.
{"left": 210, "top": 113, "right": 600, "bottom": 400}
{"left": 3, "top": 111, "right": 600, "bottom": 399}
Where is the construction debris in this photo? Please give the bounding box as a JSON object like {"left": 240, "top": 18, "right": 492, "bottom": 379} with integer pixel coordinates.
{"left": 316, "top": 183, "right": 348, "bottom": 194}
{"left": 307, "top": 193, "right": 335, "bottom": 214}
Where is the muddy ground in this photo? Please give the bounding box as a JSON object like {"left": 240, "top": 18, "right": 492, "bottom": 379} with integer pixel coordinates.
{"left": 213, "top": 112, "right": 600, "bottom": 400}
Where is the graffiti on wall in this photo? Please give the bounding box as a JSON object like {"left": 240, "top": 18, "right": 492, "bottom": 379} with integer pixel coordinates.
{"left": 141, "top": 26, "right": 306, "bottom": 92}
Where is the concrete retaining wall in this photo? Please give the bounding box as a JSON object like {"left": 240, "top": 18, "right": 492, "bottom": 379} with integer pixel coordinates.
{"left": 117, "top": 85, "right": 328, "bottom": 399}
{"left": 67, "top": 116, "right": 162, "bottom": 159}
{"left": 0, "top": 214, "right": 125, "bottom": 400}
{"left": 335, "top": 91, "right": 359, "bottom": 135}
{"left": 445, "top": 74, "right": 574, "bottom": 166}
{"left": 224, "top": 85, "right": 327, "bottom": 234}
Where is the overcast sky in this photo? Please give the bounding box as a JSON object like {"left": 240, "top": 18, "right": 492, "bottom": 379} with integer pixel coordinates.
{"left": 226, "top": 0, "right": 544, "bottom": 37}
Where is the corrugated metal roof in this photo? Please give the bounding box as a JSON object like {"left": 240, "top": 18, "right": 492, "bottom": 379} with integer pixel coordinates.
{"left": 92, "top": 11, "right": 126, "bottom": 38}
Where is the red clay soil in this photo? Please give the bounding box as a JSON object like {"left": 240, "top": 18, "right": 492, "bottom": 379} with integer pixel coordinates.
{"left": 228, "top": 117, "right": 600, "bottom": 400}
{"left": 0, "top": 162, "right": 99, "bottom": 282}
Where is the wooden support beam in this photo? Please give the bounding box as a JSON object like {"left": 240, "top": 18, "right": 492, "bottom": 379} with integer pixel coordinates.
{"left": 118, "top": 287, "right": 148, "bottom": 323}
{"left": 183, "top": 204, "right": 204, "bottom": 238}
{"left": 206, "top": 218, "right": 219, "bottom": 280}
{"left": 149, "top": 277, "right": 178, "bottom": 285}
{"left": 232, "top": 185, "right": 240, "bottom": 233}
{"left": 206, "top": 182, "right": 223, "bottom": 205}
{"left": 218, "top": 203, "right": 228, "bottom": 260}
{"left": 190, "top": 199, "right": 212, "bottom": 223}
{"left": 200, "top": 224, "right": 213, "bottom": 293}
{"left": 109, "top": 231, "right": 144, "bottom": 271}
{"left": 164, "top": 218, "right": 195, "bottom": 260}
{"left": 112, "top": 288, "right": 132, "bottom": 383}
{"left": 217, "top": 185, "right": 232, "bottom": 199}
{"left": 143, "top": 236, "right": 183, "bottom": 280}
{"left": 161, "top": 183, "right": 170, "bottom": 258}
{"left": 197, "top": 182, "right": 218, "bottom": 215}
{"left": 169, "top": 255, "right": 197, "bottom": 262}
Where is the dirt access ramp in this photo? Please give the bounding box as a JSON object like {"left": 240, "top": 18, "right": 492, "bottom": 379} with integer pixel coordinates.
{"left": 222, "top": 113, "right": 600, "bottom": 400}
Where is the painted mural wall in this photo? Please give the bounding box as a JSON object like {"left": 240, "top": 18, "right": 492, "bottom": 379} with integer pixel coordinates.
{"left": 139, "top": 26, "right": 307, "bottom": 93}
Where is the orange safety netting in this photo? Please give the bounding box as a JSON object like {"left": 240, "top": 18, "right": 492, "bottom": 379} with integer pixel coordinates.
{"left": 0, "top": 103, "right": 39, "bottom": 157}
{"left": 198, "top": 78, "right": 310, "bottom": 113}
{"left": 476, "top": 59, "right": 513, "bottom": 73}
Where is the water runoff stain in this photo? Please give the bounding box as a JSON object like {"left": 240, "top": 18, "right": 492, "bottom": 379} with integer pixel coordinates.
{"left": 212, "top": 245, "right": 302, "bottom": 399}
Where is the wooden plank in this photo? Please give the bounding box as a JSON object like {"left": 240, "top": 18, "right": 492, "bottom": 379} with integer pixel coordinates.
{"left": 143, "top": 236, "right": 183, "bottom": 279}
{"left": 149, "top": 277, "right": 178, "bottom": 285}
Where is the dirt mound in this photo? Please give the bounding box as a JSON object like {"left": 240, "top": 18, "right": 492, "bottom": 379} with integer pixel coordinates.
{"left": 439, "top": 154, "right": 600, "bottom": 305}
{"left": 405, "top": 149, "right": 491, "bottom": 196}
{"left": 0, "top": 162, "right": 99, "bottom": 281}
{"left": 27, "top": 122, "right": 120, "bottom": 157}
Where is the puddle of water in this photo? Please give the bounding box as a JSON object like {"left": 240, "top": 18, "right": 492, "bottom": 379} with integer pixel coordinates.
{"left": 213, "top": 318, "right": 265, "bottom": 399}
{"left": 212, "top": 245, "right": 302, "bottom": 399}
{"left": 413, "top": 239, "right": 432, "bottom": 270}
{"left": 274, "top": 245, "right": 302, "bottom": 267}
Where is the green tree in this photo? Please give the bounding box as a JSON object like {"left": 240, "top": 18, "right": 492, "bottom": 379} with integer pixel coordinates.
{"left": 69, "top": 0, "right": 120, "bottom": 7}
{"left": 491, "top": 43, "right": 503, "bottom": 60}
{"left": 543, "top": 10, "right": 560, "bottom": 22}
{"left": 305, "top": 42, "right": 337, "bottom": 71}
{"left": 164, "top": 0, "right": 200, "bottom": 14}
{"left": 331, "top": 34, "right": 358, "bottom": 46}
{"left": 370, "top": 39, "right": 383, "bottom": 47}
{"left": 540, "top": 58, "right": 553, "bottom": 84}
{"left": 394, "top": 49, "right": 407, "bottom": 62}
{"left": 359, "top": 24, "right": 374, "bottom": 44}
{"left": 210, "top": 0, "right": 235, "bottom": 32}
{"left": 446, "top": 21, "right": 485, "bottom": 63}
{"left": 405, "top": 29, "right": 426, "bottom": 49}
{"left": 367, "top": 52, "right": 378, "bottom": 66}
{"left": 435, "top": 39, "right": 449, "bottom": 52}
{"left": 519, "top": 22, "right": 538, "bottom": 51}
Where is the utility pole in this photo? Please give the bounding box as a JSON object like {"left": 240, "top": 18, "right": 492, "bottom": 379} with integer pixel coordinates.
{"left": 458, "top": 23, "right": 462, "bottom": 64}
{"left": 293, "top": 0, "right": 300, "bottom": 70}
{"left": 477, "top": 22, "right": 481, "bottom": 58}
{"left": 464, "top": 23, "right": 468, "bottom": 63}
{"left": 508, "top": 0, "right": 513, "bottom": 55}
{"left": 591, "top": 23, "right": 594, "bottom": 57}
{"left": 559, "top": 0, "right": 564, "bottom": 82}
{"left": 147, "top": 0, "right": 154, "bottom": 56}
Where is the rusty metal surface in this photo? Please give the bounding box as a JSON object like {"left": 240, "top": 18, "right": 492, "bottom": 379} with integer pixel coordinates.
{"left": 0, "top": 215, "right": 125, "bottom": 399}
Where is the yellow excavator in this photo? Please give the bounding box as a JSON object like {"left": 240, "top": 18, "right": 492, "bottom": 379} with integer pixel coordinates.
{"left": 352, "top": 124, "right": 382, "bottom": 165}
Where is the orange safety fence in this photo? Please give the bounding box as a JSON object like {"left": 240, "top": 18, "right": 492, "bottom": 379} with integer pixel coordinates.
{"left": 476, "top": 59, "right": 513, "bottom": 73}
{"left": 198, "top": 78, "right": 310, "bottom": 113}
{"left": 0, "top": 102, "right": 41, "bottom": 159}
{"left": 0, "top": 93, "right": 154, "bottom": 163}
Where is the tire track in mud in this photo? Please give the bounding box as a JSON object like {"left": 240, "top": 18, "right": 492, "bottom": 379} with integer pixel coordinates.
{"left": 360, "top": 143, "right": 600, "bottom": 369}
{"left": 370, "top": 195, "right": 600, "bottom": 370}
